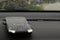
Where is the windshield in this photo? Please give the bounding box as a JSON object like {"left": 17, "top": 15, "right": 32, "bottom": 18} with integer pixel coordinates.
{"left": 0, "top": 0, "right": 60, "bottom": 11}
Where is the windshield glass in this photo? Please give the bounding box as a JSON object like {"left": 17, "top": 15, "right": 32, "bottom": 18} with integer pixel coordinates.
{"left": 0, "top": 0, "right": 60, "bottom": 11}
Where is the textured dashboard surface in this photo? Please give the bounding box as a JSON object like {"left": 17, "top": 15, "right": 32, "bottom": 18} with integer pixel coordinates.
{"left": 1, "top": 21, "right": 60, "bottom": 40}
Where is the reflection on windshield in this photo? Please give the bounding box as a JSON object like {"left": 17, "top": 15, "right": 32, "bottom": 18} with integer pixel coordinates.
{"left": 0, "top": 0, "right": 60, "bottom": 10}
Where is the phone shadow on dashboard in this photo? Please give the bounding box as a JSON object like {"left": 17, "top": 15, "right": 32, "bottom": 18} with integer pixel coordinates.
{"left": 7, "top": 32, "right": 33, "bottom": 40}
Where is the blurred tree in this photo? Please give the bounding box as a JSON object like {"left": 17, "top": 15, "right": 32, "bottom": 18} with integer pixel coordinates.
{"left": 0, "top": 0, "right": 56, "bottom": 10}
{"left": 4, "top": 0, "right": 29, "bottom": 10}
{"left": 43, "top": 0, "right": 56, "bottom": 3}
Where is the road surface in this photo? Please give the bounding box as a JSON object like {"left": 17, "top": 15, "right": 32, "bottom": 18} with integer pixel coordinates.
{"left": 44, "top": 2, "right": 60, "bottom": 10}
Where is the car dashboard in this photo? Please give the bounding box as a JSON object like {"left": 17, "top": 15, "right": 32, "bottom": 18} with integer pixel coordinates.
{"left": 0, "top": 13, "right": 60, "bottom": 40}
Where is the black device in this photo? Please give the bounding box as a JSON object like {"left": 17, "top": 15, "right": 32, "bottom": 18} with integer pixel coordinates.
{"left": 3, "top": 17, "right": 33, "bottom": 35}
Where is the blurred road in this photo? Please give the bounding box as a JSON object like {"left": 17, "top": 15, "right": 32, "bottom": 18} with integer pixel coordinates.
{"left": 0, "top": 13, "right": 60, "bottom": 40}
{"left": 44, "top": 3, "right": 60, "bottom": 10}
